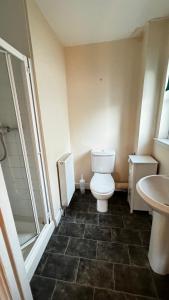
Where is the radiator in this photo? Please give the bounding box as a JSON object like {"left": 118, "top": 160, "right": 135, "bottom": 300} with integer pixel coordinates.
{"left": 57, "top": 153, "right": 75, "bottom": 207}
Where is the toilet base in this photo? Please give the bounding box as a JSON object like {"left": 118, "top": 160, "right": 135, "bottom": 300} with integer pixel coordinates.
{"left": 97, "top": 199, "right": 108, "bottom": 213}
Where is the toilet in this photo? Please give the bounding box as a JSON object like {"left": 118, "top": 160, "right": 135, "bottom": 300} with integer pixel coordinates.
{"left": 90, "top": 149, "right": 115, "bottom": 213}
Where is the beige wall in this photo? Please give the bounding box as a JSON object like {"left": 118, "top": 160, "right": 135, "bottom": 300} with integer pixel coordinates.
{"left": 153, "top": 142, "right": 169, "bottom": 176}
{"left": 26, "top": 0, "right": 70, "bottom": 221}
{"left": 65, "top": 38, "right": 142, "bottom": 185}
{"left": 0, "top": 0, "right": 30, "bottom": 56}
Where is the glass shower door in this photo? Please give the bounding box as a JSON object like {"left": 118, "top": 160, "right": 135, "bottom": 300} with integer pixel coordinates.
{"left": 0, "top": 51, "right": 39, "bottom": 249}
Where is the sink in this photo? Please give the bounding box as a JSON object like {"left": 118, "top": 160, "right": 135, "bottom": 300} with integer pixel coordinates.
{"left": 137, "top": 175, "right": 169, "bottom": 275}
{"left": 137, "top": 175, "right": 169, "bottom": 216}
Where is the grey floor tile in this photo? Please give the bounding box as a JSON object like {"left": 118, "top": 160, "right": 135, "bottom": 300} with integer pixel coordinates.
{"left": 124, "top": 294, "right": 157, "bottom": 300}
{"left": 139, "top": 231, "right": 151, "bottom": 246}
{"left": 53, "top": 224, "right": 60, "bottom": 235}
{"left": 76, "top": 212, "right": 98, "bottom": 224}
{"left": 69, "top": 202, "right": 89, "bottom": 212}
{"left": 65, "top": 208, "right": 77, "bottom": 217}
{"left": 129, "top": 245, "right": 149, "bottom": 267}
{"left": 57, "top": 222, "right": 85, "bottom": 238}
{"left": 52, "top": 281, "right": 93, "bottom": 300}
{"left": 99, "top": 214, "right": 123, "bottom": 228}
{"left": 77, "top": 258, "right": 114, "bottom": 289}
{"left": 114, "top": 264, "right": 156, "bottom": 297}
{"left": 45, "top": 235, "right": 69, "bottom": 254}
{"left": 61, "top": 215, "right": 76, "bottom": 223}
{"left": 111, "top": 192, "right": 128, "bottom": 206}
{"left": 35, "top": 252, "right": 48, "bottom": 275}
{"left": 42, "top": 253, "right": 78, "bottom": 281}
{"left": 88, "top": 202, "right": 98, "bottom": 213}
{"left": 152, "top": 272, "right": 169, "bottom": 300}
{"left": 84, "top": 224, "right": 111, "bottom": 241}
{"left": 31, "top": 275, "right": 55, "bottom": 300}
{"left": 111, "top": 205, "right": 130, "bottom": 215}
{"left": 111, "top": 228, "right": 142, "bottom": 245}
{"left": 123, "top": 215, "right": 151, "bottom": 231}
{"left": 32, "top": 190, "right": 157, "bottom": 300}
{"left": 66, "top": 237, "right": 97, "bottom": 259}
{"left": 97, "top": 241, "right": 129, "bottom": 264}
{"left": 94, "top": 288, "right": 125, "bottom": 300}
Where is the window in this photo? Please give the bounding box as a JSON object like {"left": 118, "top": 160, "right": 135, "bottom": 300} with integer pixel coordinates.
{"left": 156, "top": 62, "right": 169, "bottom": 143}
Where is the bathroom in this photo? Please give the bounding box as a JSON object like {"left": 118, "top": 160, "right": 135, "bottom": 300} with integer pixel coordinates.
{"left": 0, "top": 0, "right": 169, "bottom": 299}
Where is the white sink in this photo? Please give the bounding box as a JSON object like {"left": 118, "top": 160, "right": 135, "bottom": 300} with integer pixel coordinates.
{"left": 137, "top": 175, "right": 169, "bottom": 216}
{"left": 137, "top": 175, "right": 169, "bottom": 275}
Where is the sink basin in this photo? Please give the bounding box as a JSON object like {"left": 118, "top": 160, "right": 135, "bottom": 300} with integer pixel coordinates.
{"left": 137, "top": 175, "right": 169, "bottom": 216}
{"left": 137, "top": 175, "right": 169, "bottom": 275}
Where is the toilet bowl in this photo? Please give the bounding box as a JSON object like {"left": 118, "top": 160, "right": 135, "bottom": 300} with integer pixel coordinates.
{"left": 90, "top": 149, "right": 116, "bottom": 213}
{"left": 90, "top": 173, "right": 115, "bottom": 212}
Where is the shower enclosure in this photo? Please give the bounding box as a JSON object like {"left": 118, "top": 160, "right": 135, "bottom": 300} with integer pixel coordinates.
{"left": 0, "top": 38, "right": 53, "bottom": 276}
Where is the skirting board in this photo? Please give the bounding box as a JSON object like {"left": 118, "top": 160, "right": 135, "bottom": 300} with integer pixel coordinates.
{"left": 75, "top": 182, "right": 128, "bottom": 190}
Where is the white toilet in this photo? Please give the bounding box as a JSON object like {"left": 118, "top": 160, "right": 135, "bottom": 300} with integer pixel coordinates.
{"left": 90, "top": 149, "right": 116, "bottom": 213}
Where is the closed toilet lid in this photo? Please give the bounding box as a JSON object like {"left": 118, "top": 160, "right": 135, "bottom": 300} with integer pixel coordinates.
{"left": 90, "top": 173, "right": 115, "bottom": 194}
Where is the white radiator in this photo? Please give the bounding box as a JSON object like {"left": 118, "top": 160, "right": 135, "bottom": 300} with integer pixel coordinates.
{"left": 57, "top": 153, "right": 75, "bottom": 207}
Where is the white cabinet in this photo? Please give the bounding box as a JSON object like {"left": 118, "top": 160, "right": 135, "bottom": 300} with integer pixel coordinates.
{"left": 128, "top": 155, "right": 158, "bottom": 213}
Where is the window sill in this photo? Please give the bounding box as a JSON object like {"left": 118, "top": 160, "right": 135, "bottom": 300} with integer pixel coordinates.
{"left": 154, "top": 138, "right": 169, "bottom": 149}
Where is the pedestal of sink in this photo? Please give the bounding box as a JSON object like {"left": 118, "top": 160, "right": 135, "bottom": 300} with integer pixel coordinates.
{"left": 149, "top": 211, "right": 169, "bottom": 275}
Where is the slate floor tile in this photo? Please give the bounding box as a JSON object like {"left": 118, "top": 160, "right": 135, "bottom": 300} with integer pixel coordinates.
{"left": 129, "top": 245, "right": 149, "bottom": 267}
{"left": 42, "top": 253, "right": 78, "bottom": 281}
{"left": 114, "top": 264, "right": 156, "bottom": 297}
{"left": 35, "top": 252, "right": 48, "bottom": 275}
{"left": 65, "top": 208, "right": 77, "bottom": 217}
{"left": 88, "top": 202, "right": 98, "bottom": 213}
{"left": 152, "top": 272, "right": 169, "bottom": 300}
{"left": 111, "top": 192, "right": 128, "bottom": 206}
{"left": 32, "top": 190, "right": 158, "bottom": 300}
{"left": 97, "top": 241, "right": 129, "bottom": 264}
{"left": 53, "top": 224, "right": 60, "bottom": 235}
{"left": 31, "top": 275, "right": 55, "bottom": 300}
{"left": 76, "top": 212, "right": 98, "bottom": 224}
{"left": 52, "top": 281, "right": 93, "bottom": 300}
{"left": 123, "top": 215, "right": 151, "bottom": 231}
{"left": 57, "top": 222, "right": 85, "bottom": 238}
{"left": 61, "top": 215, "right": 76, "bottom": 223}
{"left": 111, "top": 205, "right": 130, "bottom": 215}
{"left": 139, "top": 230, "right": 151, "bottom": 246}
{"left": 111, "top": 228, "right": 142, "bottom": 245}
{"left": 69, "top": 202, "right": 89, "bottom": 212}
{"left": 77, "top": 258, "right": 114, "bottom": 289}
{"left": 84, "top": 224, "right": 111, "bottom": 241}
{"left": 45, "top": 235, "right": 69, "bottom": 254}
{"left": 71, "top": 190, "right": 90, "bottom": 202}
{"left": 99, "top": 214, "right": 123, "bottom": 228}
{"left": 66, "top": 237, "right": 97, "bottom": 259}
{"left": 94, "top": 288, "right": 125, "bottom": 300}
{"left": 124, "top": 295, "right": 156, "bottom": 300}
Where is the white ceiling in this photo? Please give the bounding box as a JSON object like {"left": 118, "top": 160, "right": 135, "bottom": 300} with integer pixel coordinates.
{"left": 36, "top": 0, "right": 169, "bottom": 46}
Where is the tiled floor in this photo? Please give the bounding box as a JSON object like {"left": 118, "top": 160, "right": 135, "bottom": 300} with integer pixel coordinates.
{"left": 31, "top": 190, "right": 169, "bottom": 300}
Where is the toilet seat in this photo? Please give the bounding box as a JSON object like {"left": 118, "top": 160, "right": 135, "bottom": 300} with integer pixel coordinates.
{"left": 90, "top": 173, "right": 115, "bottom": 194}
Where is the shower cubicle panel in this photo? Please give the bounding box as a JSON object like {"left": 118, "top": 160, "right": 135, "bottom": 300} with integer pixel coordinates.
{"left": 0, "top": 39, "right": 51, "bottom": 258}
{"left": 11, "top": 55, "right": 50, "bottom": 229}
{"left": 0, "top": 51, "right": 38, "bottom": 248}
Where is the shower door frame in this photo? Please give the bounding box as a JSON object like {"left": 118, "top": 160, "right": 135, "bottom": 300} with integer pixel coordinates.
{"left": 6, "top": 52, "right": 41, "bottom": 248}
{"left": 0, "top": 37, "right": 55, "bottom": 280}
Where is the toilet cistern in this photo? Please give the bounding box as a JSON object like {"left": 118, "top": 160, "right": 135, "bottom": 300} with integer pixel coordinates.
{"left": 90, "top": 149, "right": 115, "bottom": 213}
